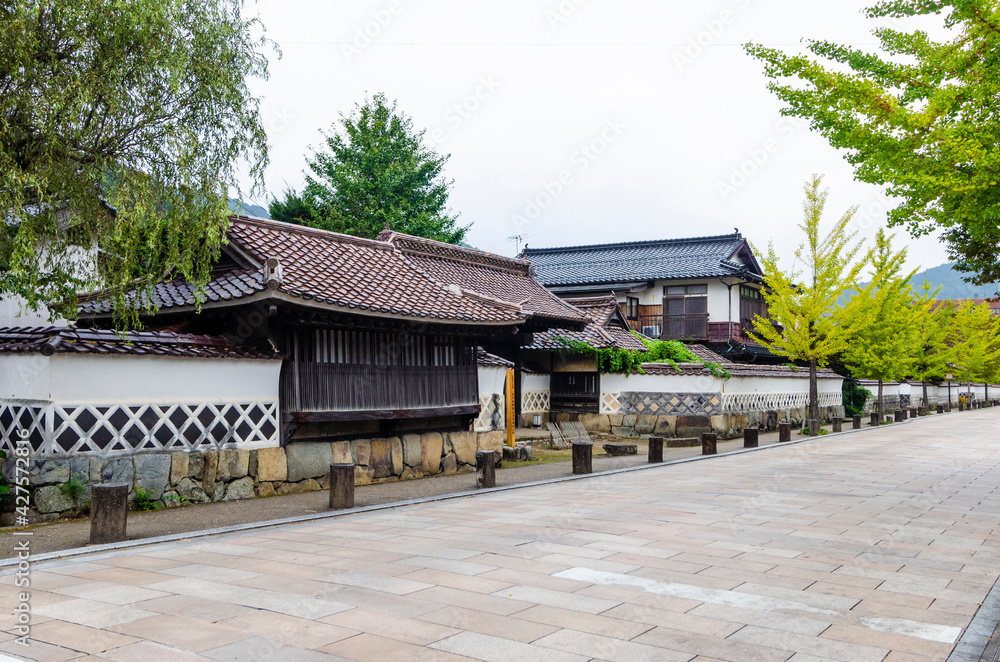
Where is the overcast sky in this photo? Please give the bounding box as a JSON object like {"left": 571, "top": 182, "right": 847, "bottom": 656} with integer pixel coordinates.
{"left": 242, "top": 0, "right": 951, "bottom": 275}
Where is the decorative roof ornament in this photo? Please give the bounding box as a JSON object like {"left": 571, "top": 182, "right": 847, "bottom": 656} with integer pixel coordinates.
{"left": 264, "top": 256, "right": 283, "bottom": 290}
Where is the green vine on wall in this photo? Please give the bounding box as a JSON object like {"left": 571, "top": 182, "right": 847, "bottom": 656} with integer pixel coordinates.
{"left": 554, "top": 334, "right": 731, "bottom": 379}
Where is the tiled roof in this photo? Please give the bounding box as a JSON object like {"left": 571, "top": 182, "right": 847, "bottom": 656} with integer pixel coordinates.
{"left": 0, "top": 327, "right": 276, "bottom": 359}
{"left": 522, "top": 233, "right": 759, "bottom": 287}
{"left": 380, "top": 231, "right": 588, "bottom": 325}
{"left": 477, "top": 348, "right": 513, "bottom": 368}
{"left": 643, "top": 344, "right": 843, "bottom": 379}
{"left": 80, "top": 217, "right": 558, "bottom": 325}
{"left": 526, "top": 295, "right": 648, "bottom": 352}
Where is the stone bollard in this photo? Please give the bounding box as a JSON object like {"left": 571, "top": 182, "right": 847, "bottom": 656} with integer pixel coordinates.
{"left": 894, "top": 409, "right": 904, "bottom": 422}
{"left": 329, "top": 463, "right": 354, "bottom": 510}
{"left": 910, "top": 407, "right": 918, "bottom": 418}
{"left": 936, "top": 405, "right": 944, "bottom": 414}
{"left": 572, "top": 442, "right": 592, "bottom": 475}
{"left": 778, "top": 422, "right": 791, "bottom": 442}
{"left": 648, "top": 436, "right": 664, "bottom": 463}
{"left": 852, "top": 415, "right": 861, "bottom": 429}
{"left": 946, "top": 404, "right": 952, "bottom": 412}
{"left": 701, "top": 433, "right": 717, "bottom": 455}
{"left": 919, "top": 407, "right": 926, "bottom": 416}
{"left": 959, "top": 402, "right": 965, "bottom": 412}
{"left": 832, "top": 417, "right": 842, "bottom": 433}
{"left": 743, "top": 428, "right": 759, "bottom": 448}
{"left": 885, "top": 415, "right": 894, "bottom": 425}
{"left": 809, "top": 419, "right": 819, "bottom": 437}
{"left": 90, "top": 484, "right": 128, "bottom": 545}
{"left": 476, "top": 451, "right": 496, "bottom": 489}
{"left": 870, "top": 412, "right": 880, "bottom": 427}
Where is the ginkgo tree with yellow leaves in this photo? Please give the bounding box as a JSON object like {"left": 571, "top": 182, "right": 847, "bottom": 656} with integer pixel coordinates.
{"left": 909, "top": 282, "right": 953, "bottom": 409}
{"left": 748, "top": 175, "right": 867, "bottom": 434}
{"left": 946, "top": 300, "right": 1000, "bottom": 403}
{"left": 839, "top": 229, "right": 917, "bottom": 416}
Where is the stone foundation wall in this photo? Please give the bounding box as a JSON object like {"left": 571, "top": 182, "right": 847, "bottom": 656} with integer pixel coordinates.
{"left": 1, "top": 430, "right": 506, "bottom": 524}
{"left": 558, "top": 404, "right": 845, "bottom": 440}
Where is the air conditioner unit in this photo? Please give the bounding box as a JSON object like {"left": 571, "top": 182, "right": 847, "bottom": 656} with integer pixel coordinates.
{"left": 642, "top": 325, "right": 661, "bottom": 338}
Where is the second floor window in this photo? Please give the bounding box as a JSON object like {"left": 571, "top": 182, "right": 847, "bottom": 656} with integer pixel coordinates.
{"left": 625, "top": 296, "right": 639, "bottom": 319}
{"left": 663, "top": 284, "right": 708, "bottom": 339}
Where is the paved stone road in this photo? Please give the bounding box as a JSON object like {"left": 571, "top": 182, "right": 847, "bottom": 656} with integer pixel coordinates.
{"left": 2, "top": 411, "right": 999, "bottom": 661}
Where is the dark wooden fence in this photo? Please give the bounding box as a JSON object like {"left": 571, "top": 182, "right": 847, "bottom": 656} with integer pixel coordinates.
{"left": 550, "top": 372, "right": 600, "bottom": 413}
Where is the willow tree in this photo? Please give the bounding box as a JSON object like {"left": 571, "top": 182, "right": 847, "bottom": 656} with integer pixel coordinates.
{"left": 947, "top": 300, "right": 1000, "bottom": 403}
{"left": 909, "top": 282, "right": 953, "bottom": 408}
{"left": 1, "top": 1, "right": 272, "bottom": 325}
{"left": 749, "top": 175, "right": 867, "bottom": 432}
{"left": 839, "top": 229, "right": 917, "bottom": 414}
{"left": 746, "top": 1, "right": 1000, "bottom": 292}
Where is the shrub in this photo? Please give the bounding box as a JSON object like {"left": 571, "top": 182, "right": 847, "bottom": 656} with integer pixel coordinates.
{"left": 842, "top": 379, "right": 873, "bottom": 417}
{"left": 133, "top": 487, "right": 163, "bottom": 511}
{"left": 59, "top": 473, "right": 87, "bottom": 503}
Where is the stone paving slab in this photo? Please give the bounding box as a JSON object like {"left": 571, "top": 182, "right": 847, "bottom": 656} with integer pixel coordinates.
{"left": 2, "top": 410, "right": 1000, "bottom": 661}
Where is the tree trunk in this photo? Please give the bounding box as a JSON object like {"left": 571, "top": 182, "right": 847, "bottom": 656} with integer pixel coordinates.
{"left": 878, "top": 379, "right": 884, "bottom": 415}
{"left": 922, "top": 381, "right": 928, "bottom": 409}
{"left": 809, "top": 358, "right": 819, "bottom": 426}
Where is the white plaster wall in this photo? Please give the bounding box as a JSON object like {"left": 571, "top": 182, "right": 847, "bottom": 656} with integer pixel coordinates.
{"left": 724, "top": 375, "right": 843, "bottom": 395}
{"left": 0, "top": 296, "right": 65, "bottom": 327}
{"left": 601, "top": 371, "right": 725, "bottom": 394}
{"left": 617, "top": 279, "right": 739, "bottom": 324}
{"left": 48, "top": 355, "right": 280, "bottom": 404}
{"left": 478, "top": 365, "right": 508, "bottom": 397}
{"left": 522, "top": 373, "right": 550, "bottom": 391}
{"left": 860, "top": 380, "right": 900, "bottom": 397}
{"left": 0, "top": 355, "right": 52, "bottom": 401}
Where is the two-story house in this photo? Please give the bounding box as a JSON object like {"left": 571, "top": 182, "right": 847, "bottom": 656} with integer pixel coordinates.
{"left": 521, "top": 231, "right": 777, "bottom": 361}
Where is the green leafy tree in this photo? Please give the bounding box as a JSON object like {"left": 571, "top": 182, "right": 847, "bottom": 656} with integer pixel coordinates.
{"left": 272, "top": 93, "right": 469, "bottom": 243}
{"left": 839, "top": 229, "right": 917, "bottom": 414}
{"left": 947, "top": 300, "right": 1000, "bottom": 402}
{"left": 748, "top": 175, "right": 867, "bottom": 432}
{"left": 1, "top": 1, "right": 272, "bottom": 325}
{"left": 909, "top": 282, "right": 953, "bottom": 407}
{"left": 746, "top": 1, "right": 1000, "bottom": 291}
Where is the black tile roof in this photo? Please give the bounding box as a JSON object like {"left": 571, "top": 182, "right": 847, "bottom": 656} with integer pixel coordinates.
{"left": 521, "top": 233, "right": 760, "bottom": 287}
{"left": 0, "top": 327, "right": 277, "bottom": 359}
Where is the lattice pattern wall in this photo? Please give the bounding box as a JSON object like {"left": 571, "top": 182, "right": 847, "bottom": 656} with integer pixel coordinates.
{"left": 604, "top": 392, "right": 723, "bottom": 416}
{"left": 475, "top": 393, "right": 504, "bottom": 432}
{"left": 0, "top": 399, "right": 278, "bottom": 455}
{"left": 722, "top": 391, "right": 842, "bottom": 414}
{"left": 521, "top": 390, "right": 550, "bottom": 414}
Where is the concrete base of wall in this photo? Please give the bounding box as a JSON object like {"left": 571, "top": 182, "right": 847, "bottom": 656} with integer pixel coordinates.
{"left": 2, "top": 430, "right": 507, "bottom": 523}
{"left": 555, "top": 406, "right": 846, "bottom": 440}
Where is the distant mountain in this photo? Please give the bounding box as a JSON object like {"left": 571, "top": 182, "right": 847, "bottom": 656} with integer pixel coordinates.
{"left": 908, "top": 262, "right": 1000, "bottom": 300}
{"left": 228, "top": 199, "right": 270, "bottom": 219}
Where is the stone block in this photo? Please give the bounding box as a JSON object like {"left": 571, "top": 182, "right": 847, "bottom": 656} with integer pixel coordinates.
{"left": 354, "top": 465, "right": 375, "bottom": 486}
{"left": 653, "top": 416, "right": 675, "bottom": 436}
{"left": 441, "top": 453, "right": 458, "bottom": 475}
{"left": 222, "top": 477, "right": 255, "bottom": 501}
{"left": 187, "top": 453, "right": 205, "bottom": 479}
{"left": 331, "top": 441, "right": 352, "bottom": 465}
{"left": 607, "top": 414, "right": 624, "bottom": 427}
{"left": 578, "top": 413, "right": 611, "bottom": 433}
{"left": 611, "top": 426, "right": 633, "bottom": 437}
{"left": 254, "top": 447, "right": 287, "bottom": 482}
{"left": 402, "top": 434, "right": 422, "bottom": 467}
{"left": 477, "top": 430, "right": 504, "bottom": 454}
{"left": 90, "top": 484, "right": 128, "bottom": 544}
{"left": 211, "top": 483, "right": 227, "bottom": 502}
{"left": 169, "top": 454, "right": 189, "bottom": 485}
{"left": 256, "top": 482, "right": 275, "bottom": 497}
{"left": 634, "top": 415, "right": 657, "bottom": 435}
{"left": 603, "top": 444, "right": 637, "bottom": 456}
{"left": 450, "top": 431, "right": 478, "bottom": 466}
{"left": 276, "top": 479, "right": 321, "bottom": 495}
{"left": 622, "top": 414, "right": 637, "bottom": 427}
{"left": 175, "top": 477, "right": 209, "bottom": 503}
{"left": 420, "top": 432, "right": 444, "bottom": 474}
{"left": 217, "top": 449, "right": 250, "bottom": 481}
{"left": 26, "top": 459, "right": 69, "bottom": 485}
{"left": 676, "top": 415, "right": 712, "bottom": 438}
{"left": 352, "top": 439, "right": 371, "bottom": 466}
{"left": 370, "top": 440, "right": 393, "bottom": 479}
{"left": 390, "top": 437, "right": 403, "bottom": 475}
{"left": 203, "top": 451, "right": 218, "bottom": 497}
{"left": 162, "top": 492, "right": 182, "bottom": 508}
{"left": 400, "top": 466, "right": 418, "bottom": 481}
{"left": 285, "top": 443, "right": 334, "bottom": 482}
{"left": 134, "top": 454, "right": 171, "bottom": 500}
{"left": 35, "top": 485, "right": 73, "bottom": 514}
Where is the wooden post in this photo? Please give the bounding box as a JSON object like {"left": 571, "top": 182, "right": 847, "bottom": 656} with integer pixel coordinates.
{"left": 809, "top": 419, "right": 819, "bottom": 437}
{"left": 743, "top": 428, "right": 759, "bottom": 448}
{"left": 505, "top": 368, "right": 516, "bottom": 448}
{"left": 958, "top": 402, "right": 965, "bottom": 412}
{"left": 778, "top": 422, "right": 791, "bottom": 442}
{"left": 910, "top": 407, "right": 918, "bottom": 418}
{"left": 476, "top": 451, "right": 496, "bottom": 488}
{"left": 572, "top": 442, "right": 592, "bottom": 474}
{"left": 90, "top": 484, "right": 128, "bottom": 545}
{"left": 701, "top": 433, "right": 717, "bottom": 455}
{"left": 832, "top": 417, "right": 842, "bottom": 433}
{"left": 937, "top": 405, "right": 944, "bottom": 414}
{"left": 648, "top": 436, "right": 664, "bottom": 463}
{"left": 918, "top": 406, "right": 926, "bottom": 416}
{"left": 329, "top": 463, "right": 354, "bottom": 509}
{"left": 870, "top": 412, "right": 880, "bottom": 426}
{"left": 852, "top": 415, "right": 861, "bottom": 429}
{"left": 894, "top": 409, "right": 904, "bottom": 422}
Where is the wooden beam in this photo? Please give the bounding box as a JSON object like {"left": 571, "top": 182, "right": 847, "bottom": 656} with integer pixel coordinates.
{"left": 290, "top": 404, "right": 481, "bottom": 423}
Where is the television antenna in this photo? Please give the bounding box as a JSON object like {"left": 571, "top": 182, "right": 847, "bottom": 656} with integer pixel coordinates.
{"left": 507, "top": 234, "right": 532, "bottom": 254}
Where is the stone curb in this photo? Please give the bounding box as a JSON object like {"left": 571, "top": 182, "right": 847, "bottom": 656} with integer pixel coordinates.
{"left": 948, "top": 552, "right": 1000, "bottom": 661}
{"left": 0, "top": 410, "right": 938, "bottom": 571}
